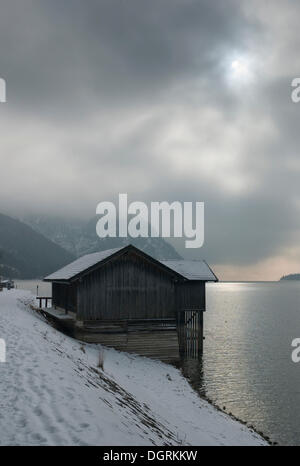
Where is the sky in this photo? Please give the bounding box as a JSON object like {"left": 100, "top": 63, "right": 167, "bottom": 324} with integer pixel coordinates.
{"left": 0, "top": 0, "right": 300, "bottom": 280}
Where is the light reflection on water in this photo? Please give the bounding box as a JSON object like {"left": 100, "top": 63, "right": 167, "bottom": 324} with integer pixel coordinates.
{"left": 191, "top": 281, "right": 300, "bottom": 446}
{"left": 14, "top": 279, "right": 300, "bottom": 445}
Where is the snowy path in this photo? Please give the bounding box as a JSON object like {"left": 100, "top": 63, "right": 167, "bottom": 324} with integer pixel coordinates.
{"left": 0, "top": 290, "right": 267, "bottom": 446}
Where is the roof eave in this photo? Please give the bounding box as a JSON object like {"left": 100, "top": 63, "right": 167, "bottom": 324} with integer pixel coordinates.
{"left": 203, "top": 260, "right": 219, "bottom": 282}
{"left": 43, "top": 278, "right": 71, "bottom": 283}
{"left": 44, "top": 244, "right": 186, "bottom": 283}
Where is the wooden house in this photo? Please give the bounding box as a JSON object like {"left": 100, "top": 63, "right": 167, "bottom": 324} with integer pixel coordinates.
{"left": 43, "top": 245, "right": 217, "bottom": 362}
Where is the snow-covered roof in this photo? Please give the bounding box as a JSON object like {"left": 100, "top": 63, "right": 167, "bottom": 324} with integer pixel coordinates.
{"left": 44, "top": 245, "right": 217, "bottom": 282}
{"left": 44, "top": 247, "right": 123, "bottom": 281}
{"left": 161, "top": 260, "right": 218, "bottom": 281}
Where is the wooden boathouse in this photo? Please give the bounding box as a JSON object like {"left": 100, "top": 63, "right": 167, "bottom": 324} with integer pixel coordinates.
{"left": 42, "top": 245, "right": 217, "bottom": 362}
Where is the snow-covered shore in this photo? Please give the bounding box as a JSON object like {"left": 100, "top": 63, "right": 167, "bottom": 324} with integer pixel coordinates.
{"left": 0, "top": 290, "right": 267, "bottom": 446}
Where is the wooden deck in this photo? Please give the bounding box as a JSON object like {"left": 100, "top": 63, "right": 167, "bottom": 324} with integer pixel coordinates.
{"left": 39, "top": 307, "right": 75, "bottom": 334}
{"left": 41, "top": 307, "right": 74, "bottom": 321}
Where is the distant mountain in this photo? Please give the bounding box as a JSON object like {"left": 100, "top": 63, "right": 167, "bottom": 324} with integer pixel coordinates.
{"left": 23, "top": 215, "right": 85, "bottom": 257}
{"left": 280, "top": 274, "right": 300, "bottom": 281}
{"left": 23, "top": 214, "right": 182, "bottom": 260}
{"left": 0, "top": 213, "right": 75, "bottom": 279}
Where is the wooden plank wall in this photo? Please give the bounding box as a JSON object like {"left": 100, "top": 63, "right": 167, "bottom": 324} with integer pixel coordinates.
{"left": 52, "top": 282, "right": 77, "bottom": 313}
{"left": 74, "top": 319, "right": 180, "bottom": 362}
{"left": 175, "top": 281, "right": 205, "bottom": 311}
{"left": 77, "top": 251, "right": 176, "bottom": 321}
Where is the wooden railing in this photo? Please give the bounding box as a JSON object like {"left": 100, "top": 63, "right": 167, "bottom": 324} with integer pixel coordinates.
{"left": 36, "top": 297, "right": 53, "bottom": 309}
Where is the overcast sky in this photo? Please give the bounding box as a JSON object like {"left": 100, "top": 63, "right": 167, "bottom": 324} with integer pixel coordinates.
{"left": 0, "top": 0, "right": 300, "bottom": 280}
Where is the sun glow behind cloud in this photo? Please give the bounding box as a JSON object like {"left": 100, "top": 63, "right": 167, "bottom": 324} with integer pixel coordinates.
{"left": 226, "top": 54, "right": 256, "bottom": 88}
{"left": 231, "top": 59, "right": 249, "bottom": 76}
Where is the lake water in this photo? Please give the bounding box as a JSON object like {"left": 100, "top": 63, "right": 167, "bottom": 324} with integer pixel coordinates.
{"left": 14, "top": 279, "right": 300, "bottom": 445}
{"left": 15, "top": 280, "right": 51, "bottom": 297}
{"left": 201, "top": 281, "right": 300, "bottom": 446}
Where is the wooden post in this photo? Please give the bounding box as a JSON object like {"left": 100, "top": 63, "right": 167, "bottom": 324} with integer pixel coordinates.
{"left": 198, "top": 311, "right": 203, "bottom": 357}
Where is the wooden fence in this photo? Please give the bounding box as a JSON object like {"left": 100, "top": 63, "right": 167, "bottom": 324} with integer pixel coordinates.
{"left": 178, "top": 310, "right": 203, "bottom": 358}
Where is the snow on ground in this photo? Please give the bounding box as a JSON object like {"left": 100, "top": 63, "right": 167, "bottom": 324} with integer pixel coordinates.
{"left": 0, "top": 290, "right": 267, "bottom": 446}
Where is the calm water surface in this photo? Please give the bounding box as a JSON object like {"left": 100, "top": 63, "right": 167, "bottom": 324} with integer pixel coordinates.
{"left": 198, "top": 281, "right": 300, "bottom": 446}
{"left": 15, "top": 279, "right": 300, "bottom": 445}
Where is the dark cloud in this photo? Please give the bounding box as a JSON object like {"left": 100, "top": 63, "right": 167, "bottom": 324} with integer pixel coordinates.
{"left": 0, "top": 0, "right": 299, "bottom": 278}
{"left": 0, "top": 0, "right": 259, "bottom": 114}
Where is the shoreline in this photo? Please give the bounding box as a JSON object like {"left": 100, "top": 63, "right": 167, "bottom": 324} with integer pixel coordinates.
{"left": 180, "top": 366, "right": 274, "bottom": 446}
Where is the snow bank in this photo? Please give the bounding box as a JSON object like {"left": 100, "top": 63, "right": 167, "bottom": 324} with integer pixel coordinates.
{"left": 0, "top": 290, "right": 267, "bottom": 446}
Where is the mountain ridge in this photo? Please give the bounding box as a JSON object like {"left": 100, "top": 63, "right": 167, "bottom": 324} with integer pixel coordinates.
{"left": 0, "top": 213, "right": 75, "bottom": 279}
{"left": 23, "top": 214, "right": 182, "bottom": 260}
{"left": 280, "top": 274, "right": 300, "bottom": 281}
